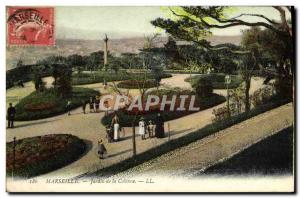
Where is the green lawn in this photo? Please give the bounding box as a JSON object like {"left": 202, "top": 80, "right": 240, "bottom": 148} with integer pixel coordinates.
{"left": 185, "top": 73, "right": 243, "bottom": 89}
{"left": 14, "top": 87, "right": 99, "bottom": 121}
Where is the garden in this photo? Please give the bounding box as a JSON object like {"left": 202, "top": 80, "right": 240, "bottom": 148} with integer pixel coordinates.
{"left": 7, "top": 134, "right": 86, "bottom": 178}
{"left": 14, "top": 87, "right": 99, "bottom": 121}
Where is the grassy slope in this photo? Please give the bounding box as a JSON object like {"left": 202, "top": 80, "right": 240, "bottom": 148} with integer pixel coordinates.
{"left": 203, "top": 126, "right": 293, "bottom": 175}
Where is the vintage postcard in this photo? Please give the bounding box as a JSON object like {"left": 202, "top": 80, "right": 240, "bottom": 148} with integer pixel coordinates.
{"left": 6, "top": 6, "right": 295, "bottom": 193}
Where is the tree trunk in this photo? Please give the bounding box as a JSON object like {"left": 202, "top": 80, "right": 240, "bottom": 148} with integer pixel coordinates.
{"left": 245, "top": 77, "right": 251, "bottom": 112}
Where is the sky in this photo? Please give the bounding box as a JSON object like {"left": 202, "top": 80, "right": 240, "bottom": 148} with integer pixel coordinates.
{"left": 55, "top": 6, "right": 290, "bottom": 39}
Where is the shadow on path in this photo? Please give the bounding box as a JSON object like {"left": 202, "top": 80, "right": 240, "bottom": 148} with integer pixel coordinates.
{"left": 169, "top": 128, "right": 194, "bottom": 137}
{"left": 107, "top": 149, "right": 132, "bottom": 158}
{"left": 78, "top": 139, "right": 93, "bottom": 161}
{"left": 9, "top": 119, "right": 61, "bottom": 129}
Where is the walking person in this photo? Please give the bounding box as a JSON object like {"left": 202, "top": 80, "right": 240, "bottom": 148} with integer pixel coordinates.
{"left": 138, "top": 117, "right": 146, "bottom": 140}
{"left": 95, "top": 95, "right": 100, "bottom": 113}
{"left": 103, "top": 79, "right": 108, "bottom": 90}
{"left": 105, "top": 125, "right": 113, "bottom": 143}
{"left": 66, "top": 100, "right": 72, "bottom": 116}
{"left": 155, "top": 113, "right": 165, "bottom": 138}
{"left": 113, "top": 122, "right": 120, "bottom": 142}
{"left": 147, "top": 120, "right": 154, "bottom": 138}
{"left": 82, "top": 100, "right": 87, "bottom": 114}
{"left": 89, "top": 97, "right": 94, "bottom": 113}
{"left": 111, "top": 113, "right": 120, "bottom": 142}
{"left": 97, "top": 139, "right": 107, "bottom": 159}
{"left": 7, "top": 103, "right": 16, "bottom": 128}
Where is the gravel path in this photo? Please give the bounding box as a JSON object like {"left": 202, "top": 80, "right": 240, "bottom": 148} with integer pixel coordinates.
{"left": 116, "top": 103, "right": 294, "bottom": 178}
{"left": 6, "top": 74, "right": 266, "bottom": 179}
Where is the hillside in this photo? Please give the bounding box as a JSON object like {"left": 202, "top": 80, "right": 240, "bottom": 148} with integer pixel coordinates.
{"left": 6, "top": 35, "right": 241, "bottom": 70}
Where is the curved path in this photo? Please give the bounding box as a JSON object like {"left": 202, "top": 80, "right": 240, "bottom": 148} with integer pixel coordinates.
{"left": 116, "top": 103, "right": 293, "bottom": 177}
{"left": 6, "top": 74, "right": 265, "bottom": 179}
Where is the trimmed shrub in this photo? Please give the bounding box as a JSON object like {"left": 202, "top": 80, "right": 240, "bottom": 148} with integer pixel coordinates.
{"left": 252, "top": 85, "right": 275, "bottom": 107}
{"left": 193, "top": 77, "right": 213, "bottom": 98}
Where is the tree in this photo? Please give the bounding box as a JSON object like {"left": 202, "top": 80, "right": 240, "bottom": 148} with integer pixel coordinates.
{"left": 37, "top": 55, "right": 67, "bottom": 66}
{"left": 193, "top": 78, "right": 213, "bottom": 98}
{"left": 108, "top": 57, "right": 121, "bottom": 73}
{"left": 88, "top": 51, "right": 104, "bottom": 71}
{"left": 151, "top": 64, "right": 164, "bottom": 89}
{"left": 152, "top": 6, "right": 294, "bottom": 111}
{"left": 67, "top": 54, "right": 85, "bottom": 73}
{"left": 164, "top": 36, "right": 180, "bottom": 65}
{"left": 57, "top": 65, "right": 72, "bottom": 98}
{"left": 51, "top": 64, "right": 60, "bottom": 88}
{"left": 120, "top": 53, "right": 142, "bottom": 69}
{"left": 33, "top": 68, "right": 45, "bottom": 92}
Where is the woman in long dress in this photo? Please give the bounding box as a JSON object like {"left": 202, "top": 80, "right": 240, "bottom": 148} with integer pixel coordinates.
{"left": 155, "top": 113, "right": 165, "bottom": 138}
{"left": 113, "top": 122, "right": 120, "bottom": 141}
{"left": 138, "top": 117, "right": 146, "bottom": 140}
{"left": 111, "top": 114, "right": 120, "bottom": 141}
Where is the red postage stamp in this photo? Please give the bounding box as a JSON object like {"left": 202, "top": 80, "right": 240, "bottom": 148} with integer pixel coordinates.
{"left": 7, "top": 7, "right": 54, "bottom": 46}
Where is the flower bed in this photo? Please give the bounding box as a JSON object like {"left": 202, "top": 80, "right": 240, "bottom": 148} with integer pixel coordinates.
{"left": 6, "top": 134, "right": 86, "bottom": 178}
{"left": 117, "top": 79, "right": 158, "bottom": 89}
{"left": 14, "top": 87, "right": 99, "bottom": 121}
{"left": 24, "top": 101, "right": 57, "bottom": 112}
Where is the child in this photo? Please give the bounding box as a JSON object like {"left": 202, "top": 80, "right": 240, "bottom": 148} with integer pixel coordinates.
{"left": 138, "top": 117, "right": 146, "bottom": 140}
{"left": 97, "top": 139, "right": 107, "bottom": 159}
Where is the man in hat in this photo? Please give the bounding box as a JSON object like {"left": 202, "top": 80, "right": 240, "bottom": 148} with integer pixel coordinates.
{"left": 7, "top": 103, "right": 16, "bottom": 128}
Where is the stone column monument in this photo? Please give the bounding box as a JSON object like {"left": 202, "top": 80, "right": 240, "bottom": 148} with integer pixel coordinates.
{"left": 103, "top": 34, "right": 108, "bottom": 68}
